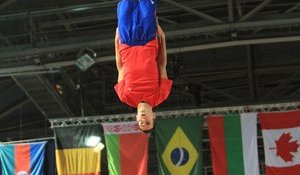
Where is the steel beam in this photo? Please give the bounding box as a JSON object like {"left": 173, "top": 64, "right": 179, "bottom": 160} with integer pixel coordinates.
{"left": 162, "top": 0, "right": 224, "bottom": 24}
{"left": 240, "top": 0, "right": 274, "bottom": 22}
{"left": 285, "top": 3, "right": 300, "bottom": 13}
{"left": 0, "top": 137, "right": 54, "bottom": 144}
{"left": 56, "top": 13, "right": 73, "bottom": 32}
{"left": 1, "top": 17, "right": 300, "bottom": 60}
{"left": 252, "top": 3, "right": 300, "bottom": 33}
{"left": 0, "top": 128, "right": 53, "bottom": 141}
{"left": 1, "top": 35, "right": 300, "bottom": 76}
{"left": 0, "top": 0, "right": 17, "bottom": 10}
{"left": 49, "top": 101, "right": 300, "bottom": 127}
{"left": 0, "top": 1, "right": 117, "bottom": 21}
{"left": 228, "top": 0, "right": 234, "bottom": 22}
{"left": 237, "top": 0, "right": 243, "bottom": 17}
{"left": 159, "top": 17, "right": 178, "bottom": 25}
{"left": 198, "top": 82, "right": 242, "bottom": 103}
{"left": 260, "top": 73, "right": 299, "bottom": 101}
{"left": 246, "top": 45, "right": 256, "bottom": 101}
{"left": 0, "top": 30, "right": 13, "bottom": 48}
{"left": 168, "top": 35, "right": 300, "bottom": 52}
{"left": 11, "top": 75, "right": 48, "bottom": 118}
{"left": 39, "top": 14, "right": 117, "bottom": 28}
{"left": 0, "top": 98, "right": 31, "bottom": 120}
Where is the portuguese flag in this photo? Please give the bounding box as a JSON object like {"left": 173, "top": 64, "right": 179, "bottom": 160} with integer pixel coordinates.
{"left": 0, "top": 142, "right": 46, "bottom": 175}
{"left": 54, "top": 125, "right": 101, "bottom": 175}
{"left": 102, "top": 121, "right": 149, "bottom": 175}
{"left": 155, "top": 117, "right": 203, "bottom": 175}
{"left": 207, "top": 113, "right": 260, "bottom": 175}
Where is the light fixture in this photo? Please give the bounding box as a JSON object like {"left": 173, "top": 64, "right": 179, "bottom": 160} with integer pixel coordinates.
{"left": 86, "top": 136, "right": 101, "bottom": 147}
{"left": 55, "top": 84, "right": 63, "bottom": 94}
{"left": 75, "top": 48, "right": 96, "bottom": 71}
{"left": 93, "top": 143, "right": 105, "bottom": 152}
{"left": 98, "top": 142, "right": 105, "bottom": 150}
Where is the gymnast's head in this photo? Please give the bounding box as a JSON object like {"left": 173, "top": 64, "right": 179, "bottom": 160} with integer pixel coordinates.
{"left": 136, "top": 101, "right": 156, "bottom": 133}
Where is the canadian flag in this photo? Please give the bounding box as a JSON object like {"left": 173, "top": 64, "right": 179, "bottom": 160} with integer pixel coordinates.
{"left": 259, "top": 111, "right": 300, "bottom": 175}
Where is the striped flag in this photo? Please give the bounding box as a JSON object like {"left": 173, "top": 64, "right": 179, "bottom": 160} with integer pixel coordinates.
{"left": 54, "top": 125, "right": 101, "bottom": 175}
{"left": 0, "top": 142, "right": 46, "bottom": 175}
{"left": 103, "top": 121, "right": 149, "bottom": 175}
{"left": 259, "top": 111, "right": 300, "bottom": 175}
{"left": 155, "top": 117, "right": 203, "bottom": 175}
{"left": 207, "top": 113, "right": 260, "bottom": 175}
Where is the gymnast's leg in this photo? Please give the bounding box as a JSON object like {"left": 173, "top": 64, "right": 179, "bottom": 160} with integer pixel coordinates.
{"left": 117, "top": 0, "right": 157, "bottom": 46}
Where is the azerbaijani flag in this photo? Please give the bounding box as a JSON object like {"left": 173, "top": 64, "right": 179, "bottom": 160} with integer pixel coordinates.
{"left": 103, "top": 121, "right": 149, "bottom": 175}
{"left": 207, "top": 113, "right": 260, "bottom": 175}
{"left": 0, "top": 142, "right": 46, "bottom": 175}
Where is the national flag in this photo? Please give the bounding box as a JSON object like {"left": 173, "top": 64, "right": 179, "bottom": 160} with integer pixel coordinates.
{"left": 0, "top": 142, "right": 46, "bottom": 175}
{"left": 54, "top": 125, "right": 102, "bottom": 175}
{"left": 155, "top": 117, "right": 203, "bottom": 175}
{"left": 207, "top": 113, "right": 260, "bottom": 175}
{"left": 102, "top": 121, "right": 149, "bottom": 175}
{"left": 259, "top": 110, "right": 300, "bottom": 175}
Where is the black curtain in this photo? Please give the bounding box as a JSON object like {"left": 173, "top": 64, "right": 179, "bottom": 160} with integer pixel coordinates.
{"left": 44, "top": 139, "right": 57, "bottom": 175}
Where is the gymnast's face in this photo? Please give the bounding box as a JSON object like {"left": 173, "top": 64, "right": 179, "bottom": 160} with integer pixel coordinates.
{"left": 136, "top": 107, "right": 156, "bottom": 131}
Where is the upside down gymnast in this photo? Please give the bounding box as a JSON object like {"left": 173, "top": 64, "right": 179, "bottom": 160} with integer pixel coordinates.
{"left": 114, "top": 0, "right": 173, "bottom": 132}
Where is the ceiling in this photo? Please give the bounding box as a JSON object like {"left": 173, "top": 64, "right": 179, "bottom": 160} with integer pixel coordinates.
{"left": 0, "top": 0, "right": 300, "bottom": 174}
{"left": 0, "top": 0, "right": 300, "bottom": 140}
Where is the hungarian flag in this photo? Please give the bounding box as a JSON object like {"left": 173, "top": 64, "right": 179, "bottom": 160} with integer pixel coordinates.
{"left": 54, "top": 125, "right": 101, "bottom": 175}
{"left": 207, "top": 113, "right": 260, "bottom": 175}
{"left": 0, "top": 142, "right": 46, "bottom": 175}
{"left": 259, "top": 110, "right": 300, "bottom": 175}
{"left": 155, "top": 117, "right": 203, "bottom": 175}
{"left": 102, "top": 121, "right": 149, "bottom": 175}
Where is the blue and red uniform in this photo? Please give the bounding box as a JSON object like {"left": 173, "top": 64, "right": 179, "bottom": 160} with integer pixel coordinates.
{"left": 117, "top": 0, "right": 157, "bottom": 46}
{"left": 115, "top": 0, "right": 172, "bottom": 108}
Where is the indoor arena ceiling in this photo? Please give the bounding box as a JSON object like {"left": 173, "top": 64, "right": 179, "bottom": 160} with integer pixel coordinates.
{"left": 0, "top": 0, "right": 300, "bottom": 142}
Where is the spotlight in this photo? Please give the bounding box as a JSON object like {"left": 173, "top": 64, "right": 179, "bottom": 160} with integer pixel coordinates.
{"left": 75, "top": 48, "right": 96, "bottom": 71}
{"left": 86, "top": 136, "right": 101, "bottom": 147}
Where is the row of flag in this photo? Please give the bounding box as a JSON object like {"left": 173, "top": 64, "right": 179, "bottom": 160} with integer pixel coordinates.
{"left": 0, "top": 110, "right": 299, "bottom": 175}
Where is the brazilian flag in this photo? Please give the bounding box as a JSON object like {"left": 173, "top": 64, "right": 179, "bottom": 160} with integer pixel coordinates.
{"left": 155, "top": 117, "right": 203, "bottom": 175}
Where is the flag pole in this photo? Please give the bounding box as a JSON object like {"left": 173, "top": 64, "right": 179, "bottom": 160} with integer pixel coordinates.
{"left": 0, "top": 137, "right": 54, "bottom": 145}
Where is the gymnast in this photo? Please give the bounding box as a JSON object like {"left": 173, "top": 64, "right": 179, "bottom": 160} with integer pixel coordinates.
{"left": 114, "top": 0, "right": 172, "bottom": 132}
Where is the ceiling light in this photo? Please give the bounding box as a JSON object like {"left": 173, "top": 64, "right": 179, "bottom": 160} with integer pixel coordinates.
{"left": 86, "top": 136, "right": 101, "bottom": 147}
{"left": 75, "top": 48, "right": 96, "bottom": 71}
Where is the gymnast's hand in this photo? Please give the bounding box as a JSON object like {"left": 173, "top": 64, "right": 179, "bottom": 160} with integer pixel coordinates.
{"left": 115, "top": 28, "right": 120, "bottom": 43}
{"left": 156, "top": 22, "right": 165, "bottom": 44}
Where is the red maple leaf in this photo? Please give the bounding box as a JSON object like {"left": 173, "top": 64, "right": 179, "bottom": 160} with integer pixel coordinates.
{"left": 272, "top": 133, "right": 300, "bottom": 162}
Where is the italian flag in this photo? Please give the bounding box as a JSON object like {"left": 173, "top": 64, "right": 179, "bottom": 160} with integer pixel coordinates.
{"left": 207, "top": 113, "right": 260, "bottom": 175}
{"left": 102, "top": 121, "right": 149, "bottom": 175}
{"left": 259, "top": 110, "right": 300, "bottom": 175}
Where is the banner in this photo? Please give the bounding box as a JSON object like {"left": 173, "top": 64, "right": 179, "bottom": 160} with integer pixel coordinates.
{"left": 0, "top": 142, "right": 46, "bottom": 175}
{"left": 155, "top": 117, "right": 203, "bottom": 175}
{"left": 259, "top": 111, "right": 300, "bottom": 175}
{"left": 54, "top": 125, "right": 101, "bottom": 175}
{"left": 103, "top": 121, "right": 149, "bottom": 175}
{"left": 207, "top": 113, "right": 260, "bottom": 175}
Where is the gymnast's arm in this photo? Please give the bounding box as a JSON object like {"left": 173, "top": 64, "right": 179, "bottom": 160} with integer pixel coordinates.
{"left": 115, "top": 28, "right": 123, "bottom": 82}
{"left": 157, "top": 24, "right": 168, "bottom": 79}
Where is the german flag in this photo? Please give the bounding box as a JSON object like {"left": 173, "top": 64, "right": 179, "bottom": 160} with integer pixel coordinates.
{"left": 54, "top": 125, "right": 101, "bottom": 175}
